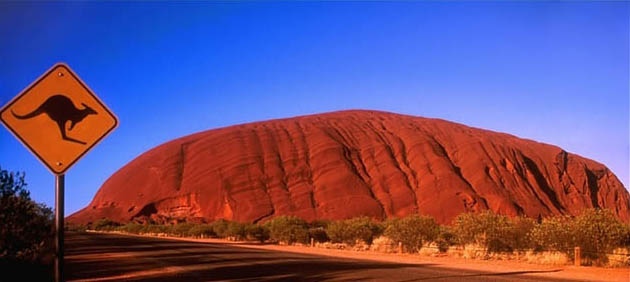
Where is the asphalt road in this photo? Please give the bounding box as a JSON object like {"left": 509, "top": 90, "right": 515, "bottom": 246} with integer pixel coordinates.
{"left": 65, "top": 232, "right": 571, "bottom": 282}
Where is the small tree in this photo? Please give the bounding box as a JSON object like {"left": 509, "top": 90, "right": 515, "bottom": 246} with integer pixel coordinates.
{"left": 142, "top": 224, "right": 169, "bottom": 235}
{"left": 508, "top": 216, "right": 536, "bottom": 251}
{"left": 435, "top": 226, "right": 456, "bottom": 253}
{"left": 120, "top": 223, "right": 143, "bottom": 234}
{"left": 264, "top": 216, "right": 309, "bottom": 244}
{"left": 326, "top": 216, "right": 383, "bottom": 245}
{"left": 245, "top": 224, "right": 270, "bottom": 243}
{"left": 92, "top": 218, "right": 120, "bottom": 231}
{"left": 385, "top": 214, "right": 439, "bottom": 253}
{"left": 529, "top": 214, "right": 575, "bottom": 255}
{"left": 226, "top": 221, "right": 248, "bottom": 240}
{"left": 573, "top": 209, "right": 627, "bottom": 261}
{"left": 0, "top": 168, "right": 53, "bottom": 261}
{"left": 211, "top": 219, "right": 230, "bottom": 238}
{"left": 188, "top": 224, "right": 216, "bottom": 238}
{"left": 171, "top": 222, "right": 195, "bottom": 236}
{"left": 309, "top": 219, "right": 331, "bottom": 243}
{"left": 620, "top": 224, "right": 630, "bottom": 248}
{"left": 452, "top": 211, "right": 514, "bottom": 252}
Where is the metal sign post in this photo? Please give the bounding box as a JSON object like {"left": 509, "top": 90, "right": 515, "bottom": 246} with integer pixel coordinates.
{"left": 55, "top": 174, "right": 65, "bottom": 282}
{"left": 0, "top": 63, "right": 118, "bottom": 282}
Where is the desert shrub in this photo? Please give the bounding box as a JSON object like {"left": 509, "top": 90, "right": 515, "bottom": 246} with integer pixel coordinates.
{"left": 226, "top": 221, "right": 248, "bottom": 240}
{"left": 264, "top": 216, "right": 309, "bottom": 244}
{"left": 324, "top": 221, "right": 346, "bottom": 244}
{"left": 529, "top": 215, "right": 574, "bottom": 255}
{"left": 436, "top": 226, "right": 456, "bottom": 253}
{"left": 246, "top": 224, "right": 270, "bottom": 243}
{"left": 142, "top": 224, "right": 169, "bottom": 234}
{"left": 92, "top": 218, "right": 120, "bottom": 231}
{"left": 529, "top": 209, "right": 628, "bottom": 263}
{"left": 326, "top": 216, "right": 383, "bottom": 245}
{"left": 620, "top": 224, "right": 630, "bottom": 248}
{"left": 572, "top": 209, "right": 627, "bottom": 262}
{"left": 0, "top": 168, "right": 53, "bottom": 261}
{"left": 171, "top": 222, "right": 195, "bottom": 236}
{"left": 211, "top": 219, "right": 231, "bottom": 238}
{"left": 507, "top": 217, "right": 536, "bottom": 251}
{"left": 309, "top": 220, "right": 330, "bottom": 243}
{"left": 310, "top": 220, "right": 331, "bottom": 229}
{"left": 309, "top": 227, "right": 329, "bottom": 243}
{"left": 66, "top": 224, "right": 87, "bottom": 232}
{"left": 384, "top": 214, "right": 439, "bottom": 253}
{"left": 452, "top": 211, "right": 515, "bottom": 252}
{"left": 119, "top": 223, "right": 144, "bottom": 234}
{"left": 188, "top": 224, "right": 216, "bottom": 238}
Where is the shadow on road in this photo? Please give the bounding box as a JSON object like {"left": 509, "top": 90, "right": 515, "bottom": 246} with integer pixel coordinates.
{"left": 65, "top": 232, "right": 568, "bottom": 282}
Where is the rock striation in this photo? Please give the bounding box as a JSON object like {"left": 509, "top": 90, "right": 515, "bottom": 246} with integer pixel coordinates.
{"left": 68, "top": 110, "right": 630, "bottom": 224}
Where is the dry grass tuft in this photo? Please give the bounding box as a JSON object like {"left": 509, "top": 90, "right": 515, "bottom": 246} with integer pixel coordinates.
{"left": 369, "top": 236, "right": 397, "bottom": 253}
{"left": 524, "top": 251, "right": 568, "bottom": 265}
{"left": 605, "top": 248, "right": 630, "bottom": 267}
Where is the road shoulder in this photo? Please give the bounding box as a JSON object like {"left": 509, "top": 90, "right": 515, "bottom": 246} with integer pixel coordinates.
{"left": 89, "top": 231, "right": 630, "bottom": 282}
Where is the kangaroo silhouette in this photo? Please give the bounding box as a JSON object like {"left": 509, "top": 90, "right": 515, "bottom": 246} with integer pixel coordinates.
{"left": 12, "top": 95, "right": 97, "bottom": 145}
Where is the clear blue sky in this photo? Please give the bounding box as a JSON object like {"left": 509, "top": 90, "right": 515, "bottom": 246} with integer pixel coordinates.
{"left": 0, "top": 2, "right": 628, "bottom": 215}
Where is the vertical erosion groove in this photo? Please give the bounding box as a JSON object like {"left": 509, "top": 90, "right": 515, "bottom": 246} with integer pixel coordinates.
{"left": 585, "top": 168, "right": 601, "bottom": 209}
{"left": 327, "top": 123, "right": 386, "bottom": 218}
{"left": 253, "top": 127, "right": 276, "bottom": 222}
{"left": 295, "top": 121, "right": 317, "bottom": 216}
{"left": 378, "top": 120, "right": 419, "bottom": 212}
{"left": 175, "top": 141, "right": 193, "bottom": 191}
{"left": 364, "top": 120, "right": 417, "bottom": 213}
{"left": 430, "top": 136, "right": 476, "bottom": 192}
{"left": 521, "top": 155, "right": 564, "bottom": 213}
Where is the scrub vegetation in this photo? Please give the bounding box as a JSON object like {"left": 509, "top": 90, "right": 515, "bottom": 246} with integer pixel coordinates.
{"left": 0, "top": 168, "right": 54, "bottom": 280}
{"left": 86, "top": 208, "right": 630, "bottom": 267}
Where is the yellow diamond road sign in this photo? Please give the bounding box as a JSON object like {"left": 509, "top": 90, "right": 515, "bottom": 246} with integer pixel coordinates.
{"left": 0, "top": 63, "right": 118, "bottom": 174}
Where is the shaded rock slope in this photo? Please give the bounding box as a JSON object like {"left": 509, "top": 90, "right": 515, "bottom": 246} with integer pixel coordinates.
{"left": 68, "top": 110, "right": 630, "bottom": 224}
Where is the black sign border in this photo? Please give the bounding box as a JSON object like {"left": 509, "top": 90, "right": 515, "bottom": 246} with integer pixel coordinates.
{"left": 0, "top": 62, "right": 119, "bottom": 175}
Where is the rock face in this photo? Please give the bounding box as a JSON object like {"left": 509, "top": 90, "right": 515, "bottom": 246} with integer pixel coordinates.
{"left": 68, "top": 110, "right": 630, "bottom": 225}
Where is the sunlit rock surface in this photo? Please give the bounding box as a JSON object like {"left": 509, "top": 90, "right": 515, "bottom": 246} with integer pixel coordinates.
{"left": 68, "top": 110, "right": 630, "bottom": 224}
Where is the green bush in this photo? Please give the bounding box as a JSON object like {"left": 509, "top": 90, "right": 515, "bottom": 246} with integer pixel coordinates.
{"left": 309, "top": 227, "right": 329, "bottom": 243}
{"left": 384, "top": 214, "right": 439, "bottom": 252}
{"left": 246, "top": 224, "right": 270, "bottom": 243}
{"left": 211, "top": 219, "right": 230, "bottom": 238}
{"left": 530, "top": 209, "right": 627, "bottom": 263}
{"left": 264, "top": 216, "right": 309, "bottom": 244}
{"left": 530, "top": 215, "right": 576, "bottom": 255}
{"left": 188, "top": 224, "right": 216, "bottom": 238}
{"left": 435, "top": 226, "right": 456, "bottom": 253}
{"left": 66, "top": 224, "right": 87, "bottom": 232}
{"left": 171, "top": 222, "right": 195, "bottom": 236}
{"left": 310, "top": 220, "right": 331, "bottom": 229}
{"left": 326, "top": 216, "right": 383, "bottom": 245}
{"left": 0, "top": 168, "right": 53, "bottom": 261}
{"left": 452, "top": 211, "right": 516, "bottom": 252}
{"left": 226, "top": 221, "right": 248, "bottom": 240}
{"left": 92, "top": 218, "right": 120, "bottom": 231}
{"left": 572, "top": 209, "right": 627, "bottom": 262}
{"left": 620, "top": 224, "right": 630, "bottom": 248}
{"left": 119, "top": 223, "right": 144, "bottom": 234}
{"left": 142, "top": 224, "right": 169, "bottom": 234}
{"left": 508, "top": 217, "right": 536, "bottom": 251}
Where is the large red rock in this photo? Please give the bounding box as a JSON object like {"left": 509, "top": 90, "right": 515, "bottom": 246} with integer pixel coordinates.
{"left": 68, "top": 110, "right": 630, "bottom": 225}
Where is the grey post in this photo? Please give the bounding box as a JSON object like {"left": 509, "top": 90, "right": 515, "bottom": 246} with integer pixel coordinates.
{"left": 55, "top": 174, "right": 65, "bottom": 282}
